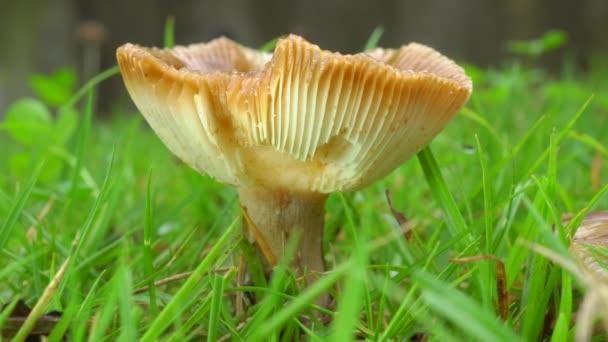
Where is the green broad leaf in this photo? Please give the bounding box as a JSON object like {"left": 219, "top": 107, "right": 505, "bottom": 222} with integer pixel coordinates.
{"left": 540, "top": 30, "right": 568, "bottom": 51}
{"left": 10, "top": 152, "right": 61, "bottom": 183}
{"left": 506, "top": 30, "right": 567, "bottom": 58}
{"left": 2, "top": 98, "right": 52, "bottom": 146}
{"left": 51, "top": 67, "right": 78, "bottom": 90}
{"left": 30, "top": 67, "right": 77, "bottom": 107}
{"left": 9, "top": 152, "right": 31, "bottom": 177}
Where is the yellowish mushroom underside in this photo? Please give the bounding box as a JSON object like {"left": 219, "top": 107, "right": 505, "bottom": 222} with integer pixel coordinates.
{"left": 117, "top": 35, "right": 472, "bottom": 193}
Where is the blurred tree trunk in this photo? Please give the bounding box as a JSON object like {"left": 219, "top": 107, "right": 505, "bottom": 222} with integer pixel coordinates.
{"left": 0, "top": 1, "right": 38, "bottom": 112}
{"left": 0, "top": 0, "right": 75, "bottom": 114}
{"left": 1, "top": 0, "right": 607, "bottom": 116}
{"left": 507, "top": 0, "right": 545, "bottom": 37}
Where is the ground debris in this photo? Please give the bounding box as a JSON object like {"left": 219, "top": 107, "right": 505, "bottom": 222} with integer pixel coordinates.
{"left": 1, "top": 299, "right": 63, "bottom": 341}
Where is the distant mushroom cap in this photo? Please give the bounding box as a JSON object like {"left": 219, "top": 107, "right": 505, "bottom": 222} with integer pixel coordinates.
{"left": 117, "top": 34, "right": 472, "bottom": 193}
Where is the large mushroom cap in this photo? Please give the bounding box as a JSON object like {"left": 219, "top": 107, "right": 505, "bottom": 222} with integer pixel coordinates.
{"left": 117, "top": 35, "right": 472, "bottom": 193}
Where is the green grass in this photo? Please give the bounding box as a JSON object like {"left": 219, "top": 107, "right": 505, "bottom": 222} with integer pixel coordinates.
{"left": 2, "top": 43, "right": 608, "bottom": 341}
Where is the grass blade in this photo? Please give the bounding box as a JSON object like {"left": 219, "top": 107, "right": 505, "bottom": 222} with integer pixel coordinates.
{"left": 141, "top": 217, "right": 239, "bottom": 341}
{"left": 524, "top": 95, "right": 594, "bottom": 177}
{"left": 207, "top": 274, "right": 226, "bottom": 342}
{"left": 63, "top": 66, "right": 119, "bottom": 109}
{"left": 329, "top": 195, "right": 369, "bottom": 341}
{"left": 143, "top": 170, "right": 158, "bottom": 316}
{"left": 117, "top": 254, "right": 137, "bottom": 341}
{"left": 414, "top": 270, "right": 519, "bottom": 341}
{"left": 12, "top": 256, "right": 70, "bottom": 342}
{"left": 0, "top": 161, "right": 43, "bottom": 252}
{"left": 417, "top": 147, "right": 474, "bottom": 247}
{"left": 164, "top": 16, "right": 175, "bottom": 48}
{"left": 475, "top": 135, "right": 493, "bottom": 253}
{"left": 364, "top": 26, "right": 384, "bottom": 51}
{"left": 248, "top": 262, "right": 351, "bottom": 341}
{"left": 259, "top": 36, "right": 284, "bottom": 52}
{"left": 55, "top": 148, "right": 116, "bottom": 300}
{"left": 68, "top": 89, "right": 94, "bottom": 199}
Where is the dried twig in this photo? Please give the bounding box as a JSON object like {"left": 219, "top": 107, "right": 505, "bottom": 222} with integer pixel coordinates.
{"left": 26, "top": 194, "right": 57, "bottom": 243}
{"left": 133, "top": 267, "right": 231, "bottom": 295}
{"left": 450, "top": 255, "right": 509, "bottom": 320}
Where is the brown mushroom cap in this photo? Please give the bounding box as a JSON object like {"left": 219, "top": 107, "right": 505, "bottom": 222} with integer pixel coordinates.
{"left": 117, "top": 35, "right": 472, "bottom": 193}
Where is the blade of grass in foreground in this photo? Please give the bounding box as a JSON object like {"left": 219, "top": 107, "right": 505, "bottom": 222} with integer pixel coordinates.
{"left": 207, "top": 274, "right": 226, "bottom": 342}
{"left": 143, "top": 170, "right": 158, "bottom": 316}
{"left": 466, "top": 112, "right": 546, "bottom": 203}
{"left": 12, "top": 256, "right": 70, "bottom": 341}
{"left": 117, "top": 251, "right": 137, "bottom": 341}
{"left": 242, "top": 233, "right": 303, "bottom": 340}
{"left": 70, "top": 147, "right": 115, "bottom": 261}
{"left": 519, "top": 131, "right": 560, "bottom": 341}
{"left": 329, "top": 196, "right": 369, "bottom": 341}
{"left": 141, "top": 217, "right": 240, "bottom": 341}
{"left": 54, "top": 148, "right": 115, "bottom": 301}
{"left": 48, "top": 270, "right": 106, "bottom": 341}
{"left": 475, "top": 135, "right": 493, "bottom": 254}
{"left": 414, "top": 270, "right": 519, "bottom": 341}
{"left": 172, "top": 270, "right": 235, "bottom": 341}
{"left": 88, "top": 274, "right": 121, "bottom": 341}
{"left": 551, "top": 271, "right": 572, "bottom": 342}
{"left": 68, "top": 90, "right": 94, "bottom": 199}
{"left": 0, "top": 161, "right": 43, "bottom": 252}
{"left": 418, "top": 146, "right": 497, "bottom": 312}
{"left": 248, "top": 262, "right": 351, "bottom": 342}
{"left": 524, "top": 95, "right": 593, "bottom": 177}
{"left": 417, "top": 147, "right": 474, "bottom": 247}
{"left": 378, "top": 282, "right": 419, "bottom": 341}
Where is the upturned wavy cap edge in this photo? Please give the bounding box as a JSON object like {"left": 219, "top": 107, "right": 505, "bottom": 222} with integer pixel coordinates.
{"left": 117, "top": 34, "right": 472, "bottom": 193}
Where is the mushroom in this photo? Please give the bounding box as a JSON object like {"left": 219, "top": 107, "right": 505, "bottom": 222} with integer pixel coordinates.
{"left": 116, "top": 34, "right": 472, "bottom": 299}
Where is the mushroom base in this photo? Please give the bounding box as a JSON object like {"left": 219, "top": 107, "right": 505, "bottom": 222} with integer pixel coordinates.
{"left": 238, "top": 187, "right": 328, "bottom": 298}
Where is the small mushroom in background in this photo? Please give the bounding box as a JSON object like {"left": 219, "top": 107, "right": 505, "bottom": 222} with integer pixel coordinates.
{"left": 116, "top": 34, "right": 472, "bottom": 305}
{"left": 567, "top": 211, "right": 608, "bottom": 281}
{"left": 78, "top": 20, "right": 107, "bottom": 112}
{"left": 78, "top": 20, "right": 107, "bottom": 81}
{"left": 565, "top": 212, "right": 608, "bottom": 340}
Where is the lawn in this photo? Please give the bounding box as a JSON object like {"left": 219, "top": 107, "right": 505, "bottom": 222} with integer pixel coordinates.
{"left": 1, "top": 32, "right": 608, "bottom": 341}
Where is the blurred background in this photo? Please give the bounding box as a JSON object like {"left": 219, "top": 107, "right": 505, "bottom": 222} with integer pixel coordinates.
{"left": 1, "top": 0, "right": 607, "bottom": 114}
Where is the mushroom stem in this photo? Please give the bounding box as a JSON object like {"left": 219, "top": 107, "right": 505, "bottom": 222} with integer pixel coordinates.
{"left": 238, "top": 187, "right": 328, "bottom": 287}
